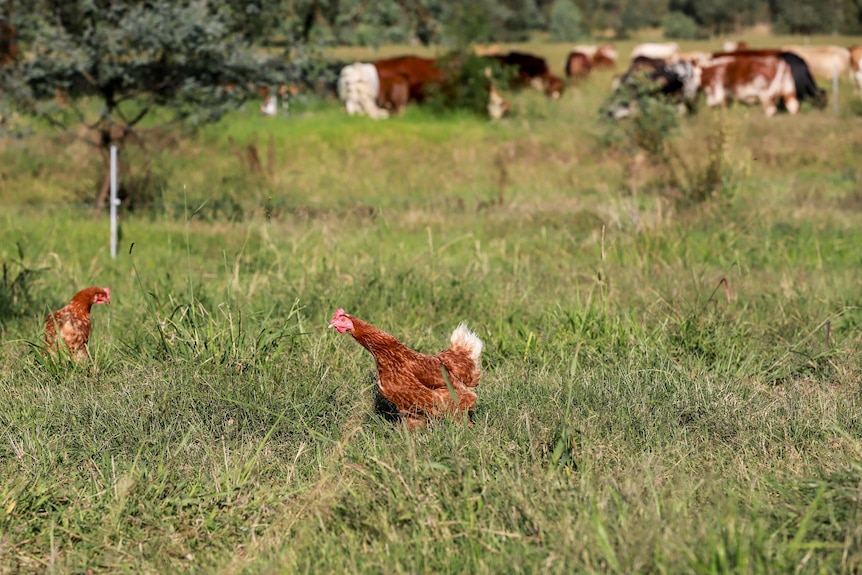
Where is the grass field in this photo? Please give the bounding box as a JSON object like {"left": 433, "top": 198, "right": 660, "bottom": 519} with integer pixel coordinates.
{"left": 1, "top": 36, "right": 862, "bottom": 573}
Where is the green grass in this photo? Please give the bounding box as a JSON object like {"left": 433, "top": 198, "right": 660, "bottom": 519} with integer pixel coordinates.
{"left": 2, "top": 37, "right": 862, "bottom": 573}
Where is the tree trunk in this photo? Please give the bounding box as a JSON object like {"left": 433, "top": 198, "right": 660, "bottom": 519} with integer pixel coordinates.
{"left": 95, "top": 147, "right": 112, "bottom": 210}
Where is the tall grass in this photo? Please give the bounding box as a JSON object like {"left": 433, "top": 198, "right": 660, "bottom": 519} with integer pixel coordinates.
{"left": 1, "top": 38, "right": 862, "bottom": 573}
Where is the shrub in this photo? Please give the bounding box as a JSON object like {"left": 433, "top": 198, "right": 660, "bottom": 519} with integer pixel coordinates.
{"left": 599, "top": 73, "right": 681, "bottom": 161}
{"left": 425, "top": 51, "right": 516, "bottom": 117}
{"left": 662, "top": 11, "right": 698, "bottom": 40}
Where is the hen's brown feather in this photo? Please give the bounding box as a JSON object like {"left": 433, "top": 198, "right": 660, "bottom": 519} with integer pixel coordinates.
{"left": 338, "top": 313, "right": 482, "bottom": 427}
{"left": 44, "top": 287, "right": 110, "bottom": 361}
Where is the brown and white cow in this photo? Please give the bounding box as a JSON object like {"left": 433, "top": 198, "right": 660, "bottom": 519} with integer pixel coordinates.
{"left": 374, "top": 56, "right": 444, "bottom": 104}
{"left": 594, "top": 44, "right": 618, "bottom": 68}
{"left": 338, "top": 62, "right": 389, "bottom": 119}
{"left": 781, "top": 45, "right": 851, "bottom": 82}
{"left": 377, "top": 73, "right": 410, "bottom": 114}
{"left": 374, "top": 54, "right": 511, "bottom": 120}
{"left": 565, "top": 51, "right": 592, "bottom": 80}
{"left": 565, "top": 44, "right": 617, "bottom": 81}
{"left": 849, "top": 46, "right": 862, "bottom": 91}
{"left": 571, "top": 44, "right": 617, "bottom": 68}
{"left": 700, "top": 51, "right": 825, "bottom": 115}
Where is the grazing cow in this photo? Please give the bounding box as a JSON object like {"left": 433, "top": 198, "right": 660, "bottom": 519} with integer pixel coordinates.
{"left": 566, "top": 44, "right": 617, "bottom": 81}
{"left": 571, "top": 44, "right": 617, "bottom": 69}
{"left": 488, "top": 51, "right": 564, "bottom": 98}
{"left": 565, "top": 51, "right": 592, "bottom": 80}
{"left": 338, "top": 63, "right": 389, "bottom": 119}
{"left": 374, "top": 56, "right": 443, "bottom": 103}
{"left": 781, "top": 45, "right": 851, "bottom": 82}
{"left": 374, "top": 54, "right": 509, "bottom": 120}
{"left": 606, "top": 56, "right": 700, "bottom": 119}
{"left": 571, "top": 44, "right": 599, "bottom": 58}
{"left": 377, "top": 73, "right": 410, "bottom": 114}
{"left": 631, "top": 42, "right": 679, "bottom": 62}
{"left": 851, "top": 46, "right": 862, "bottom": 91}
{"left": 700, "top": 51, "right": 825, "bottom": 115}
{"left": 594, "top": 44, "right": 618, "bottom": 68}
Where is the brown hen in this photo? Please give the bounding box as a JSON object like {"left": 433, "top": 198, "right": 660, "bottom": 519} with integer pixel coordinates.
{"left": 329, "top": 308, "right": 483, "bottom": 428}
{"left": 44, "top": 286, "right": 111, "bottom": 361}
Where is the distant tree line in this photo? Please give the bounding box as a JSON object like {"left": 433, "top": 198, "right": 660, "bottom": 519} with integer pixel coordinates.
{"left": 4, "top": 1, "right": 860, "bottom": 53}
{"left": 219, "top": 0, "right": 862, "bottom": 46}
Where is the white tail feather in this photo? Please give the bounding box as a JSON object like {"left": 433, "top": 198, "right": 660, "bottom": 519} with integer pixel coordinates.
{"left": 450, "top": 323, "right": 483, "bottom": 362}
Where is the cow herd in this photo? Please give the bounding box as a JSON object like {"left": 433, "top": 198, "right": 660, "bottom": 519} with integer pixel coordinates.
{"left": 330, "top": 41, "right": 862, "bottom": 123}
{"left": 585, "top": 41, "right": 862, "bottom": 119}
{"left": 335, "top": 51, "right": 566, "bottom": 120}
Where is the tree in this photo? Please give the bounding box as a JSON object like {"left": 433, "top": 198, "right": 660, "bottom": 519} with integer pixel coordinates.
{"left": 669, "top": 0, "right": 768, "bottom": 33}
{"left": 662, "top": 10, "right": 698, "bottom": 38}
{"left": 838, "top": 0, "right": 862, "bottom": 33}
{"left": 769, "top": 0, "right": 838, "bottom": 33}
{"left": 1, "top": 0, "right": 297, "bottom": 207}
{"left": 219, "top": 0, "right": 292, "bottom": 43}
{"left": 548, "top": 0, "right": 586, "bottom": 41}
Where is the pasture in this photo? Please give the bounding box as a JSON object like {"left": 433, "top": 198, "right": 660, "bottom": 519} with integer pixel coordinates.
{"left": 1, "top": 36, "right": 862, "bottom": 573}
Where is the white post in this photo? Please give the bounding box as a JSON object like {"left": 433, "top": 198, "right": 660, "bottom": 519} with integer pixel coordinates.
{"left": 110, "top": 145, "right": 119, "bottom": 259}
{"left": 833, "top": 63, "right": 839, "bottom": 114}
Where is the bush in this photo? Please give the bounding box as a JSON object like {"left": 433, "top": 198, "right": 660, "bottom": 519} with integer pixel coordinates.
{"left": 599, "top": 73, "right": 681, "bottom": 161}
{"left": 549, "top": 0, "right": 586, "bottom": 42}
{"left": 662, "top": 11, "right": 698, "bottom": 40}
{"left": 425, "top": 51, "right": 516, "bottom": 117}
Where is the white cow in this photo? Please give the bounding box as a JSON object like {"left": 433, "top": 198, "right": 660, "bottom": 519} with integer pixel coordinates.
{"left": 337, "top": 63, "right": 389, "bottom": 120}
{"left": 630, "top": 42, "right": 679, "bottom": 62}
{"left": 781, "top": 45, "right": 851, "bottom": 82}
{"left": 849, "top": 46, "right": 862, "bottom": 91}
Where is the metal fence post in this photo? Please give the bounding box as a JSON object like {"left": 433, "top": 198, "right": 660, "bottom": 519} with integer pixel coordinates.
{"left": 833, "top": 63, "right": 839, "bottom": 114}
{"left": 110, "top": 145, "right": 119, "bottom": 259}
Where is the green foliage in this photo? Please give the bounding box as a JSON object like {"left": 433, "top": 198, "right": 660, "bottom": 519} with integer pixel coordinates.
{"left": 770, "top": 0, "right": 839, "bottom": 34}
{"left": 600, "top": 75, "right": 749, "bottom": 208}
{"left": 662, "top": 10, "right": 699, "bottom": 39}
{"left": 425, "top": 51, "right": 516, "bottom": 117}
{"left": 3, "top": 0, "right": 300, "bottom": 205}
{"left": 443, "top": 1, "right": 495, "bottom": 46}
{"left": 600, "top": 73, "right": 681, "bottom": 160}
{"left": 548, "top": 0, "right": 586, "bottom": 41}
{"left": 218, "top": 0, "right": 290, "bottom": 42}
{"left": 670, "top": 0, "right": 768, "bottom": 34}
